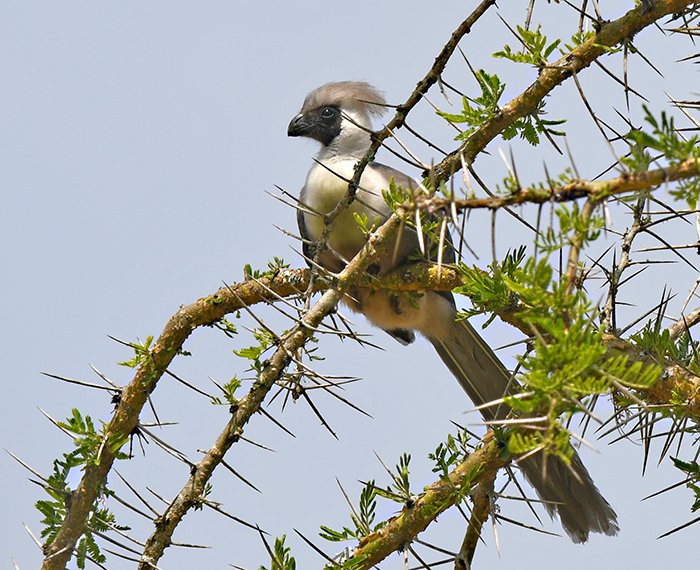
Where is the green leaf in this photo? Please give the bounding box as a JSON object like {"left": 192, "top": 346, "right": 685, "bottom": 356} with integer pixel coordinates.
{"left": 672, "top": 458, "right": 700, "bottom": 513}
{"left": 319, "top": 481, "right": 386, "bottom": 542}
{"left": 622, "top": 106, "right": 700, "bottom": 208}
{"left": 436, "top": 70, "right": 505, "bottom": 139}
{"left": 494, "top": 25, "right": 562, "bottom": 69}
{"left": 244, "top": 257, "right": 291, "bottom": 280}
{"left": 211, "top": 377, "right": 242, "bottom": 405}
{"left": 259, "top": 535, "right": 296, "bottom": 570}
{"left": 117, "top": 336, "right": 154, "bottom": 369}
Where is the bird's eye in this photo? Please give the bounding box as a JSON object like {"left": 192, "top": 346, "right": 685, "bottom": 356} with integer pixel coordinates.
{"left": 321, "top": 107, "right": 336, "bottom": 118}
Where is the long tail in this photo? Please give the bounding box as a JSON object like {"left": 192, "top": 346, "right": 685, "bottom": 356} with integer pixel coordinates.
{"left": 427, "top": 314, "right": 619, "bottom": 543}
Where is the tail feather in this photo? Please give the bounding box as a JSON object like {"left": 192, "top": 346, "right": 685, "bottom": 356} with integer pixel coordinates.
{"left": 427, "top": 317, "right": 618, "bottom": 543}
{"left": 430, "top": 318, "right": 511, "bottom": 422}
{"left": 520, "top": 452, "right": 619, "bottom": 542}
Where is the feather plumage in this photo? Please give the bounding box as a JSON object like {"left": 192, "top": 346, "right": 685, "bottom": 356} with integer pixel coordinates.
{"left": 289, "top": 81, "right": 619, "bottom": 542}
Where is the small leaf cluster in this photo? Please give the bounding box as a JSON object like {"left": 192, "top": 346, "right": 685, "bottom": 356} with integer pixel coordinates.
{"left": 382, "top": 178, "right": 415, "bottom": 213}
{"left": 437, "top": 70, "right": 505, "bottom": 140}
{"left": 596, "top": 353, "right": 662, "bottom": 391}
{"left": 244, "top": 257, "right": 291, "bottom": 280}
{"left": 352, "top": 211, "right": 381, "bottom": 237}
{"left": 562, "top": 30, "right": 596, "bottom": 52}
{"left": 627, "top": 320, "right": 696, "bottom": 412}
{"left": 210, "top": 377, "right": 242, "bottom": 406}
{"left": 117, "top": 335, "right": 154, "bottom": 369}
{"left": 508, "top": 262, "right": 606, "bottom": 373}
{"left": 72, "top": 502, "right": 128, "bottom": 569}
{"left": 429, "top": 429, "right": 470, "bottom": 479}
{"left": 234, "top": 328, "right": 277, "bottom": 374}
{"left": 624, "top": 106, "right": 700, "bottom": 208}
{"left": 320, "top": 455, "right": 414, "bottom": 544}
{"left": 505, "top": 99, "right": 566, "bottom": 146}
{"left": 259, "top": 535, "right": 296, "bottom": 570}
{"left": 538, "top": 202, "right": 604, "bottom": 254}
{"left": 493, "top": 24, "right": 561, "bottom": 69}
{"left": 209, "top": 316, "right": 238, "bottom": 338}
{"left": 387, "top": 453, "right": 412, "bottom": 501}
{"left": 383, "top": 177, "right": 438, "bottom": 237}
{"left": 55, "top": 408, "right": 130, "bottom": 468}
{"left": 672, "top": 457, "right": 700, "bottom": 514}
{"left": 554, "top": 26, "right": 619, "bottom": 58}
{"left": 437, "top": 69, "right": 565, "bottom": 145}
{"left": 193, "top": 482, "right": 214, "bottom": 511}
{"left": 319, "top": 481, "right": 386, "bottom": 542}
{"left": 455, "top": 246, "right": 526, "bottom": 322}
{"left": 37, "top": 409, "right": 129, "bottom": 568}
{"left": 631, "top": 320, "right": 700, "bottom": 371}
{"left": 428, "top": 428, "right": 479, "bottom": 504}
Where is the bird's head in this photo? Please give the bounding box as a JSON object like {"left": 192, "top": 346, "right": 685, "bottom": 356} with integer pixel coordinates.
{"left": 288, "top": 81, "right": 386, "bottom": 158}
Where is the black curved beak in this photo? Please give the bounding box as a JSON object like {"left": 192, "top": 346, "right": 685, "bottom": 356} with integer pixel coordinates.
{"left": 287, "top": 113, "right": 309, "bottom": 137}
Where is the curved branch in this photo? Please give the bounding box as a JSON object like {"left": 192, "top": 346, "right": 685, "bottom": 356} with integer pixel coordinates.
{"left": 39, "top": 2, "right": 699, "bottom": 567}
{"left": 430, "top": 0, "right": 695, "bottom": 184}
{"left": 42, "top": 215, "right": 401, "bottom": 569}
{"left": 351, "top": 436, "right": 505, "bottom": 570}
{"left": 137, "top": 215, "right": 401, "bottom": 568}
{"left": 422, "top": 157, "right": 700, "bottom": 211}
{"left": 41, "top": 216, "right": 700, "bottom": 568}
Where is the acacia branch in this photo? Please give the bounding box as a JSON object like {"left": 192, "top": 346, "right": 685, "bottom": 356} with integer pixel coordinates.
{"left": 421, "top": 157, "right": 700, "bottom": 210}
{"left": 564, "top": 197, "right": 595, "bottom": 298}
{"left": 138, "top": 214, "right": 402, "bottom": 568}
{"left": 41, "top": 271, "right": 321, "bottom": 568}
{"left": 669, "top": 305, "right": 700, "bottom": 339}
{"left": 455, "top": 470, "right": 495, "bottom": 570}
{"left": 602, "top": 195, "right": 648, "bottom": 333}
{"left": 42, "top": 213, "right": 401, "bottom": 569}
{"left": 37, "top": 2, "right": 700, "bottom": 567}
{"left": 430, "top": 0, "right": 695, "bottom": 184}
{"left": 40, "top": 217, "right": 700, "bottom": 568}
{"left": 349, "top": 435, "right": 505, "bottom": 570}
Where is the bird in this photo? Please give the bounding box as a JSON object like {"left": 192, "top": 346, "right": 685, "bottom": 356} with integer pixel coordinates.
{"left": 287, "top": 80, "right": 618, "bottom": 543}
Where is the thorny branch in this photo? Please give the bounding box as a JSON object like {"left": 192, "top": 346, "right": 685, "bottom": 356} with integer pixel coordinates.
{"left": 602, "top": 193, "right": 649, "bottom": 333}
{"left": 40, "top": 237, "right": 700, "bottom": 564}
{"left": 420, "top": 157, "right": 700, "bottom": 211}
{"left": 564, "top": 197, "right": 596, "bottom": 298}
{"left": 430, "top": 0, "right": 695, "bottom": 184}
{"left": 350, "top": 436, "right": 505, "bottom": 570}
{"left": 455, "top": 470, "right": 496, "bottom": 570}
{"left": 42, "top": 216, "right": 403, "bottom": 570}
{"left": 33, "top": 1, "right": 700, "bottom": 568}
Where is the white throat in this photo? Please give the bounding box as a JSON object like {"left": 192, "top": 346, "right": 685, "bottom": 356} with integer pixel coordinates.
{"left": 317, "top": 109, "right": 373, "bottom": 161}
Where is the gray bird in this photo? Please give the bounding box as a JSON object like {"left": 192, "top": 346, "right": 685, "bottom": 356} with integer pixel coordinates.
{"left": 288, "top": 80, "right": 618, "bottom": 543}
